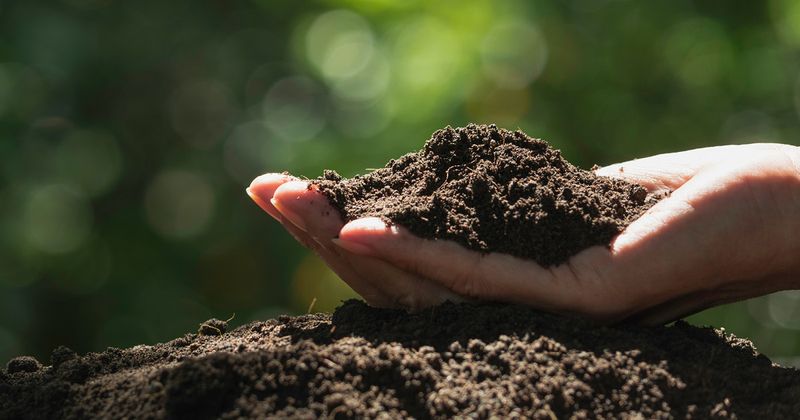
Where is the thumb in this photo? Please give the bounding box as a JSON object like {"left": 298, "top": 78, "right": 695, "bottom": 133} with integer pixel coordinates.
{"left": 594, "top": 144, "right": 774, "bottom": 193}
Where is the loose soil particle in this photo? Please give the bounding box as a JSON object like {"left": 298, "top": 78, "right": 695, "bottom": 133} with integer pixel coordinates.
{"left": 315, "top": 124, "right": 661, "bottom": 266}
{"left": 2, "top": 300, "right": 799, "bottom": 419}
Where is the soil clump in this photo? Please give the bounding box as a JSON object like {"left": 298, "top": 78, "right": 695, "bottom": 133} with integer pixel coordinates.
{"left": 2, "top": 300, "right": 799, "bottom": 419}
{"left": 316, "top": 124, "right": 661, "bottom": 266}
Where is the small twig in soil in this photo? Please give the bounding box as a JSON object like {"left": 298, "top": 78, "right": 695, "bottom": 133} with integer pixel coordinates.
{"left": 307, "top": 297, "right": 318, "bottom": 314}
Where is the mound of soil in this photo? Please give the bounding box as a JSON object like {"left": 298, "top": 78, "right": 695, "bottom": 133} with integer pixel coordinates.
{"left": 3, "top": 300, "right": 799, "bottom": 419}
{"left": 316, "top": 124, "right": 661, "bottom": 266}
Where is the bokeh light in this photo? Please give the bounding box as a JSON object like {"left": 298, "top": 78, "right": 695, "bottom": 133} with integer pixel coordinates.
{"left": 0, "top": 62, "right": 46, "bottom": 120}
{"left": 768, "top": 291, "right": 800, "bottom": 330}
{"left": 291, "top": 254, "right": 359, "bottom": 313}
{"left": 305, "top": 9, "right": 390, "bottom": 103}
{"left": 54, "top": 130, "right": 122, "bottom": 196}
{"left": 144, "top": 170, "right": 216, "bottom": 239}
{"left": 306, "top": 10, "right": 375, "bottom": 82}
{"left": 771, "top": 0, "right": 800, "bottom": 46}
{"left": 21, "top": 184, "right": 92, "bottom": 255}
{"left": 663, "top": 18, "right": 734, "bottom": 88}
{"left": 168, "top": 80, "right": 237, "bottom": 149}
{"left": 480, "top": 20, "right": 548, "bottom": 89}
{"left": 392, "top": 16, "right": 461, "bottom": 92}
{"left": 262, "top": 76, "right": 327, "bottom": 143}
{"left": 223, "top": 121, "right": 275, "bottom": 183}
{"left": 330, "top": 49, "right": 391, "bottom": 103}
{"left": 14, "top": 7, "right": 93, "bottom": 83}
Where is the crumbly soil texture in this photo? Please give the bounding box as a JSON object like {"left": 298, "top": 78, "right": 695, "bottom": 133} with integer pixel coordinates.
{"left": 3, "top": 300, "right": 799, "bottom": 419}
{"left": 316, "top": 124, "right": 662, "bottom": 266}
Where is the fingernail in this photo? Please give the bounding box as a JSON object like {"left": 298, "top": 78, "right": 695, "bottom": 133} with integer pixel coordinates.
{"left": 340, "top": 217, "right": 393, "bottom": 234}
{"left": 248, "top": 173, "right": 293, "bottom": 189}
{"left": 246, "top": 187, "right": 269, "bottom": 209}
{"left": 245, "top": 187, "right": 256, "bottom": 199}
{"left": 270, "top": 198, "right": 308, "bottom": 231}
{"left": 246, "top": 188, "right": 282, "bottom": 219}
{"left": 331, "top": 238, "right": 374, "bottom": 255}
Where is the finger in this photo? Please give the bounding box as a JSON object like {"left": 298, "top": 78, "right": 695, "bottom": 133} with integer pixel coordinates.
{"left": 622, "top": 290, "right": 717, "bottom": 326}
{"left": 271, "top": 181, "right": 464, "bottom": 310}
{"left": 334, "top": 217, "right": 585, "bottom": 314}
{"left": 271, "top": 180, "right": 343, "bottom": 239}
{"left": 625, "top": 290, "right": 749, "bottom": 327}
{"left": 597, "top": 159, "right": 786, "bottom": 318}
{"left": 594, "top": 144, "right": 775, "bottom": 192}
{"left": 247, "top": 173, "right": 297, "bottom": 220}
{"left": 333, "top": 248, "right": 467, "bottom": 311}
{"left": 625, "top": 270, "right": 794, "bottom": 326}
{"left": 270, "top": 181, "right": 396, "bottom": 306}
{"left": 284, "top": 217, "right": 394, "bottom": 307}
{"left": 247, "top": 174, "right": 328, "bottom": 250}
{"left": 246, "top": 176, "right": 429, "bottom": 309}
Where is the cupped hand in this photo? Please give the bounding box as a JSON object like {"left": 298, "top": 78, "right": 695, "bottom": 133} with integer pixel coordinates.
{"left": 246, "top": 173, "right": 464, "bottom": 311}
{"left": 249, "top": 144, "right": 800, "bottom": 324}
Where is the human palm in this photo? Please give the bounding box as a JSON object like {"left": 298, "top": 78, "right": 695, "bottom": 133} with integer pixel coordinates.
{"left": 248, "top": 144, "right": 800, "bottom": 324}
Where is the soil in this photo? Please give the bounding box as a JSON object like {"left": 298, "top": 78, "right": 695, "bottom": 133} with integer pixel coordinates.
{"left": 2, "top": 300, "right": 799, "bottom": 419}
{"left": 4, "top": 124, "right": 795, "bottom": 418}
{"left": 315, "top": 124, "right": 662, "bottom": 266}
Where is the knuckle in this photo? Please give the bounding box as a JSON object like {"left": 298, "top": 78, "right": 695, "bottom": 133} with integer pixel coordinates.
{"left": 401, "top": 257, "right": 427, "bottom": 281}
{"left": 563, "top": 273, "right": 625, "bottom": 320}
{"left": 449, "top": 258, "right": 486, "bottom": 299}
{"left": 562, "top": 260, "right": 636, "bottom": 320}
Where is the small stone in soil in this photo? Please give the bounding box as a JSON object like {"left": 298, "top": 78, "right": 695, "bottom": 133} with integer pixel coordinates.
{"left": 6, "top": 356, "right": 42, "bottom": 374}
{"left": 198, "top": 318, "right": 230, "bottom": 336}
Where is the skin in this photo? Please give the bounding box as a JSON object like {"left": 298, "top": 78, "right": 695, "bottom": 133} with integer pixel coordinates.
{"left": 248, "top": 143, "right": 800, "bottom": 325}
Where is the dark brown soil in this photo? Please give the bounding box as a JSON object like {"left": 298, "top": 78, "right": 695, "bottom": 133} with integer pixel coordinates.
{"left": 316, "top": 124, "right": 661, "bottom": 266}
{"left": 3, "top": 300, "right": 799, "bottom": 419}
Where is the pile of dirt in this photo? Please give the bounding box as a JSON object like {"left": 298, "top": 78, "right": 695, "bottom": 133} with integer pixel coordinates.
{"left": 2, "top": 300, "right": 799, "bottom": 419}
{"left": 4, "top": 125, "right": 796, "bottom": 418}
{"left": 316, "top": 124, "right": 661, "bottom": 266}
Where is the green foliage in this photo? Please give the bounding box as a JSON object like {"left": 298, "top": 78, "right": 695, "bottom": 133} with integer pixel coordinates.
{"left": 0, "top": 0, "right": 798, "bottom": 365}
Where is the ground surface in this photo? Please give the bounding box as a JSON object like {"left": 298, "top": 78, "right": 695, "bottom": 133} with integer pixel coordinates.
{"left": 316, "top": 124, "right": 661, "bottom": 266}
{"left": 2, "top": 300, "right": 799, "bottom": 419}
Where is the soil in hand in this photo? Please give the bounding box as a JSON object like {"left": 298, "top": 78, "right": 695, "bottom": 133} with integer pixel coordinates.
{"left": 3, "top": 300, "right": 799, "bottom": 419}
{"left": 316, "top": 124, "right": 661, "bottom": 266}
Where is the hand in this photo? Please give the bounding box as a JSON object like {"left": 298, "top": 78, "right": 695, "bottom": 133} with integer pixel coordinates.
{"left": 246, "top": 173, "right": 465, "bottom": 310}
{"left": 248, "top": 144, "right": 800, "bottom": 324}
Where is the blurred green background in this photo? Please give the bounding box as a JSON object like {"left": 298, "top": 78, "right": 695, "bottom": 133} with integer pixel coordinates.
{"left": 1, "top": 0, "right": 800, "bottom": 366}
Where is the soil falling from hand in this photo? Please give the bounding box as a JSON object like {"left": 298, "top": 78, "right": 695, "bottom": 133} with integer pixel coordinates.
{"left": 315, "top": 124, "right": 659, "bottom": 266}
{"left": 3, "top": 301, "right": 799, "bottom": 419}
